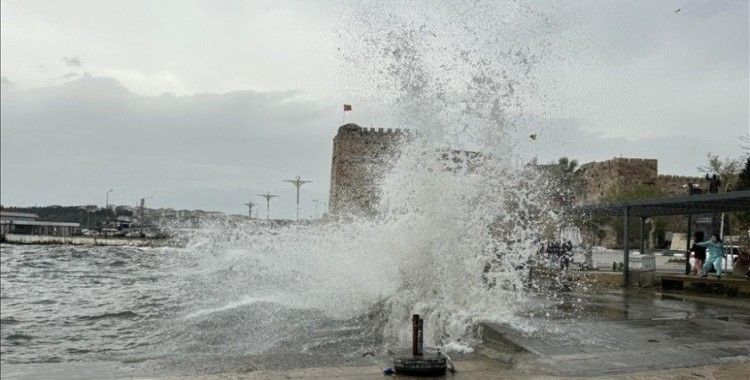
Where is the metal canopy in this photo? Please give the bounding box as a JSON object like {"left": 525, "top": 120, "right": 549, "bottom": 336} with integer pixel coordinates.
{"left": 576, "top": 190, "right": 750, "bottom": 217}
{"left": 575, "top": 190, "right": 750, "bottom": 286}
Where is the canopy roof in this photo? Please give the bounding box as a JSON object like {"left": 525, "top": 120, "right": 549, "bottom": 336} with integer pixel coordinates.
{"left": 576, "top": 190, "right": 750, "bottom": 217}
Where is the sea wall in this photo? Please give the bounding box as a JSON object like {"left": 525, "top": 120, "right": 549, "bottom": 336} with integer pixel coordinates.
{"left": 2, "top": 234, "right": 171, "bottom": 247}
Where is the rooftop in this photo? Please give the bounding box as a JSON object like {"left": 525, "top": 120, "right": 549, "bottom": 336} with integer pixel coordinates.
{"left": 0, "top": 211, "right": 39, "bottom": 219}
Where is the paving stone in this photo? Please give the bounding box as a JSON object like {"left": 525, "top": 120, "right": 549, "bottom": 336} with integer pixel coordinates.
{"left": 481, "top": 291, "right": 750, "bottom": 376}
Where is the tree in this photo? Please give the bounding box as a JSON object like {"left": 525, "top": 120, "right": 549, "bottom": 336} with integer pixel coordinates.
{"left": 736, "top": 157, "right": 750, "bottom": 191}
{"left": 546, "top": 157, "right": 581, "bottom": 207}
{"left": 698, "top": 153, "right": 742, "bottom": 192}
{"left": 740, "top": 134, "right": 750, "bottom": 155}
{"left": 735, "top": 158, "right": 750, "bottom": 230}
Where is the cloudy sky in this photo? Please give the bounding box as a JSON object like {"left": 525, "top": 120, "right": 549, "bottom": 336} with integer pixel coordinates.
{"left": 1, "top": 0, "right": 748, "bottom": 217}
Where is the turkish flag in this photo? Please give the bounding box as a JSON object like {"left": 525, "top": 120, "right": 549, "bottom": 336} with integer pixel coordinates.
{"left": 343, "top": 104, "right": 352, "bottom": 111}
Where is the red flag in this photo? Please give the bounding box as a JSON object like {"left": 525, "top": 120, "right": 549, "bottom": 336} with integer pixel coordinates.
{"left": 343, "top": 104, "right": 352, "bottom": 111}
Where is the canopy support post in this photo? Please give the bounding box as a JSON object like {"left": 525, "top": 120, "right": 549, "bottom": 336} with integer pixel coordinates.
{"left": 685, "top": 214, "right": 692, "bottom": 275}
{"left": 623, "top": 206, "right": 630, "bottom": 287}
{"left": 640, "top": 217, "right": 646, "bottom": 255}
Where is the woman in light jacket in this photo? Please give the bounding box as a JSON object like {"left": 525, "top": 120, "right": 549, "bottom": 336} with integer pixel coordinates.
{"left": 699, "top": 234, "right": 725, "bottom": 279}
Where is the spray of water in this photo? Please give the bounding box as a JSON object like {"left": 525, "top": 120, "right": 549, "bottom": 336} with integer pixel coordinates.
{"left": 175, "top": 0, "right": 561, "bottom": 357}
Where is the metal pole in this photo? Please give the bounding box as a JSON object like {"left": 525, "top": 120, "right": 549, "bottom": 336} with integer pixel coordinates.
{"left": 623, "top": 206, "right": 630, "bottom": 287}
{"left": 258, "top": 193, "right": 278, "bottom": 220}
{"left": 243, "top": 202, "right": 254, "bottom": 218}
{"left": 284, "top": 177, "right": 311, "bottom": 221}
{"left": 640, "top": 217, "right": 645, "bottom": 255}
{"left": 105, "top": 189, "right": 113, "bottom": 237}
{"left": 412, "top": 314, "right": 423, "bottom": 356}
{"left": 685, "top": 214, "right": 692, "bottom": 275}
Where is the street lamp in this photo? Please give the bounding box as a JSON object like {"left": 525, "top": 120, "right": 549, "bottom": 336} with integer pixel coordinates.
{"left": 105, "top": 189, "right": 113, "bottom": 236}
{"left": 243, "top": 201, "right": 255, "bottom": 218}
{"left": 257, "top": 193, "right": 278, "bottom": 220}
{"left": 283, "top": 176, "right": 311, "bottom": 221}
{"left": 138, "top": 196, "right": 153, "bottom": 236}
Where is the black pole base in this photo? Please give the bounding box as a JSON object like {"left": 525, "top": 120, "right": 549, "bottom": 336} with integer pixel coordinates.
{"left": 394, "top": 354, "right": 447, "bottom": 376}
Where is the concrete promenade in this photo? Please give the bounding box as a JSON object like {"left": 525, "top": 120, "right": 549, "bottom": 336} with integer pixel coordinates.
{"left": 3, "top": 291, "right": 749, "bottom": 379}
{"left": 168, "top": 362, "right": 749, "bottom": 379}
{"left": 175, "top": 290, "right": 750, "bottom": 379}
{"left": 479, "top": 290, "right": 750, "bottom": 377}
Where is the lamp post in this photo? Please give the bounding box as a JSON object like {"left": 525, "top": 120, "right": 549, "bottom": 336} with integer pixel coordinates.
{"left": 243, "top": 201, "right": 255, "bottom": 218}
{"left": 257, "top": 193, "right": 278, "bottom": 220}
{"left": 284, "top": 176, "right": 312, "bottom": 221}
{"left": 138, "top": 196, "right": 153, "bottom": 236}
{"left": 105, "top": 189, "right": 113, "bottom": 236}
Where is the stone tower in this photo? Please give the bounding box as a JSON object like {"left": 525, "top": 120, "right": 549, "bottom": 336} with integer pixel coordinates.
{"left": 328, "top": 124, "right": 409, "bottom": 215}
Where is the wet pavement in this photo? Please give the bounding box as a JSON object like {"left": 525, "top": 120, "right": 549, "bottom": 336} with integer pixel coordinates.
{"left": 169, "top": 361, "right": 750, "bottom": 379}
{"left": 481, "top": 290, "right": 750, "bottom": 377}
{"left": 4, "top": 290, "right": 749, "bottom": 379}
{"left": 164, "top": 290, "right": 750, "bottom": 379}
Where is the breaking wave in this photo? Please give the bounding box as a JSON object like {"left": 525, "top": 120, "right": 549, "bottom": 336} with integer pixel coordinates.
{"left": 177, "top": 0, "right": 561, "bottom": 355}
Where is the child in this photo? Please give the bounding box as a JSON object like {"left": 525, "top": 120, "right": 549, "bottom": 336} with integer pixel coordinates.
{"left": 698, "top": 234, "right": 725, "bottom": 278}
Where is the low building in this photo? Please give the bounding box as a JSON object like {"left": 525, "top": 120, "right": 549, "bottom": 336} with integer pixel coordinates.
{"left": 0, "top": 210, "right": 80, "bottom": 238}
{"left": 1, "top": 220, "right": 81, "bottom": 237}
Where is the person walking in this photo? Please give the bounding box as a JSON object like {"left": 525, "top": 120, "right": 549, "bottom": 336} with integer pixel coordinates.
{"left": 699, "top": 233, "right": 725, "bottom": 279}
{"left": 690, "top": 231, "right": 707, "bottom": 275}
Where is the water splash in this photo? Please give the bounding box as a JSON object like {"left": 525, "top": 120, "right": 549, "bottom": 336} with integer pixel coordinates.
{"left": 176, "top": 1, "right": 560, "bottom": 355}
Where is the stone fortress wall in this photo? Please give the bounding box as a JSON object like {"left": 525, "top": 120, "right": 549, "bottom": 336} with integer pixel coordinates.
{"left": 578, "top": 158, "right": 705, "bottom": 202}
{"left": 328, "top": 124, "right": 706, "bottom": 218}
{"left": 577, "top": 159, "right": 706, "bottom": 248}
{"left": 657, "top": 174, "right": 706, "bottom": 196}
{"left": 578, "top": 158, "right": 658, "bottom": 203}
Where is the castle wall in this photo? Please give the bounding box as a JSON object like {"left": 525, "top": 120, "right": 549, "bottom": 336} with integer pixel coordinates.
{"left": 578, "top": 158, "right": 706, "bottom": 202}
{"left": 328, "top": 125, "right": 710, "bottom": 249}
{"left": 329, "top": 124, "right": 408, "bottom": 215}
{"left": 656, "top": 174, "right": 705, "bottom": 196}
{"left": 578, "top": 158, "right": 658, "bottom": 203}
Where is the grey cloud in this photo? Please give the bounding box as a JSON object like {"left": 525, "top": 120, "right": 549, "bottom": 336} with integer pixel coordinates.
{"left": 60, "top": 72, "right": 80, "bottom": 79}
{"left": 0, "top": 75, "right": 336, "bottom": 217}
{"left": 61, "top": 56, "right": 82, "bottom": 67}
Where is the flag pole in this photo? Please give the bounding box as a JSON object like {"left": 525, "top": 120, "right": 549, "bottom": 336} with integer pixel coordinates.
{"left": 342, "top": 104, "right": 351, "bottom": 125}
